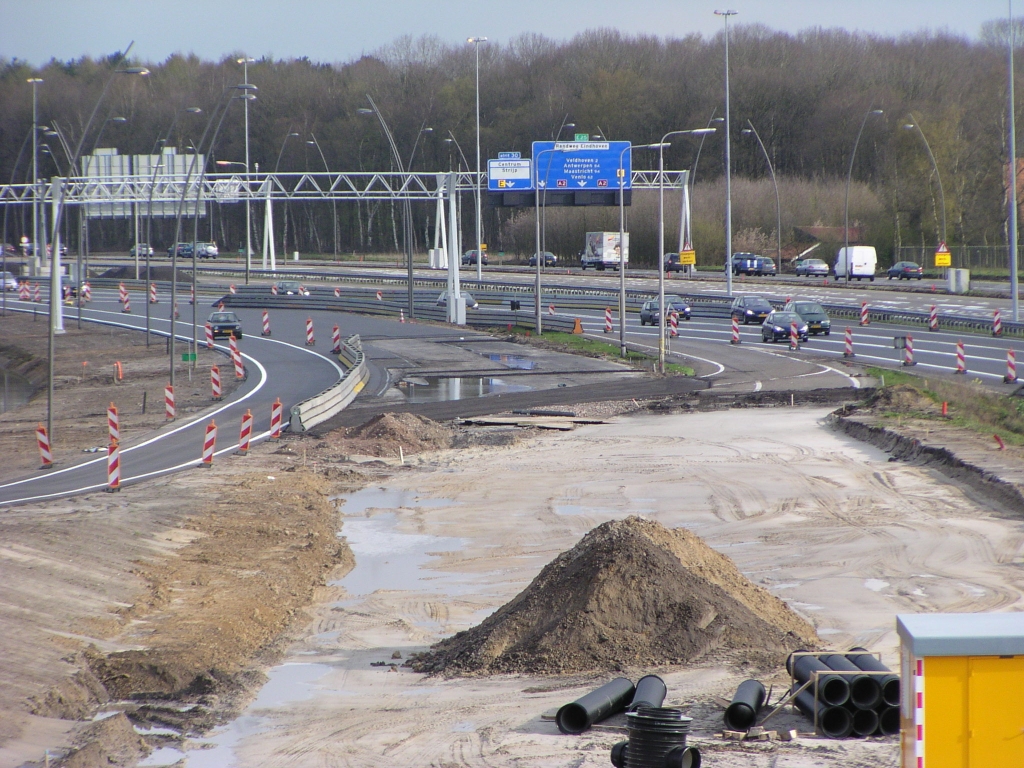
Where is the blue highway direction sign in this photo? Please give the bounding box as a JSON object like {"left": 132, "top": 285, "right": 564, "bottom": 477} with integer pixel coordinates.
{"left": 532, "top": 140, "right": 632, "bottom": 191}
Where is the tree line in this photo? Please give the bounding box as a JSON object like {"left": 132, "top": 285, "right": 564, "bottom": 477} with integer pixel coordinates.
{"left": 0, "top": 21, "right": 1022, "bottom": 267}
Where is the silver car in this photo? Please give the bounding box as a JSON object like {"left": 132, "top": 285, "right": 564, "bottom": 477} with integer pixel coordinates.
{"left": 436, "top": 291, "right": 478, "bottom": 309}
{"left": 1, "top": 271, "right": 17, "bottom": 291}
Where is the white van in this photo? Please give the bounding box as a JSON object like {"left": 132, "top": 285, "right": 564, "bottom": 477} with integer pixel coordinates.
{"left": 834, "top": 246, "right": 877, "bottom": 281}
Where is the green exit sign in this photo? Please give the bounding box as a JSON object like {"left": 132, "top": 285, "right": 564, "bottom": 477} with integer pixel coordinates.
{"left": 181, "top": 353, "right": 196, "bottom": 362}
{"left": 574, "top": 133, "right": 589, "bottom": 142}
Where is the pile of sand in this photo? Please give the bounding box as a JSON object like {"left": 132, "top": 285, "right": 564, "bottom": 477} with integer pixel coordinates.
{"left": 331, "top": 413, "right": 454, "bottom": 457}
{"left": 869, "top": 384, "right": 942, "bottom": 416}
{"left": 412, "top": 517, "right": 819, "bottom": 676}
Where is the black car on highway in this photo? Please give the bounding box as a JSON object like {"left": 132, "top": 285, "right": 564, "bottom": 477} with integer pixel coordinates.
{"left": 461, "top": 250, "right": 488, "bottom": 266}
{"left": 730, "top": 295, "right": 773, "bottom": 324}
{"left": 208, "top": 311, "right": 243, "bottom": 339}
{"left": 639, "top": 294, "right": 692, "bottom": 325}
{"left": 273, "top": 280, "right": 309, "bottom": 296}
{"left": 783, "top": 300, "right": 831, "bottom": 336}
{"left": 529, "top": 251, "right": 557, "bottom": 267}
{"left": 761, "top": 310, "right": 809, "bottom": 343}
{"left": 167, "top": 242, "right": 193, "bottom": 258}
{"left": 887, "top": 261, "right": 924, "bottom": 279}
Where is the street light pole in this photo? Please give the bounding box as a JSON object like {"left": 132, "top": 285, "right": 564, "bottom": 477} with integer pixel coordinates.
{"left": 715, "top": 9, "right": 737, "bottom": 297}
{"left": 27, "top": 78, "right": 42, "bottom": 285}
{"left": 742, "top": 121, "right": 782, "bottom": 265}
{"left": 844, "top": 108, "right": 884, "bottom": 284}
{"left": 238, "top": 57, "right": 255, "bottom": 283}
{"left": 468, "top": 37, "right": 488, "bottom": 281}
{"left": 307, "top": 135, "right": 338, "bottom": 257}
{"left": 903, "top": 115, "right": 947, "bottom": 246}
{"left": 1009, "top": 0, "right": 1020, "bottom": 321}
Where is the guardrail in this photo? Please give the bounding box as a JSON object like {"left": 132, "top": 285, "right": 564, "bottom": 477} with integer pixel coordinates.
{"left": 289, "top": 334, "right": 368, "bottom": 432}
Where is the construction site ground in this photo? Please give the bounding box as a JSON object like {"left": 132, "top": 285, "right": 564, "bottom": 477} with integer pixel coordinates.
{"left": 2, "top": 321, "right": 1024, "bottom": 767}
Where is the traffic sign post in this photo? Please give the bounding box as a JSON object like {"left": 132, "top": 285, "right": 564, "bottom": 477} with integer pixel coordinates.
{"left": 935, "top": 242, "right": 951, "bottom": 268}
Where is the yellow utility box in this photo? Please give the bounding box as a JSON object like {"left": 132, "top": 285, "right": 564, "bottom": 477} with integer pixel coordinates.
{"left": 898, "top": 613, "right": 1024, "bottom": 767}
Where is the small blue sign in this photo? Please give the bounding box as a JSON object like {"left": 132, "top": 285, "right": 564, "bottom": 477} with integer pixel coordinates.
{"left": 497, "top": 151, "right": 521, "bottom": 160}
{"left": 532, "top": 141, "right": 632, "bottom": 191}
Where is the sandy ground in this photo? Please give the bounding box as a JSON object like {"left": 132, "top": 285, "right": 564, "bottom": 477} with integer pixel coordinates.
{"left": 145, "top": 406, "right": 1024, "bottom": 768}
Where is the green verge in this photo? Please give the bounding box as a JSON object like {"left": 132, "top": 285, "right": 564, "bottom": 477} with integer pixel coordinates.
{"left": 505, "top": 328, "right": 694, "bottom": 376}
{"left": 867, "top": 366, "right": 1024, "bottom": 445}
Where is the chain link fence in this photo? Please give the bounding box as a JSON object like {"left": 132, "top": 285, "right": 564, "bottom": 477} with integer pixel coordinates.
{"left": 896, "top": 245, "right": 1013, "bottom": 271}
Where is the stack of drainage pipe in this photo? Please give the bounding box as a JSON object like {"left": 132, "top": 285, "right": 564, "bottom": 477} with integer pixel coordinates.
{"left": 786, "top": 650, "right": 900, "bottom": 738}
{"left": 723, "top": 679, "right": 766, "bottom": 732}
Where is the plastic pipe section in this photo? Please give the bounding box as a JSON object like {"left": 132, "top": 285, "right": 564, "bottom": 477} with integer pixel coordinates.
{"left": 878, "top": 706, "right": 900, "bottom": 736}
{"left": 723, "top": 679, "right": 765, "bottom": 731}
{"left": 821, "top": 654, "right": 882, "bottom": 709}
{"left": 610, "top": 707, "right": 701, "bottom": 768}
{"left": 844, "top": 704, "right": 879, "bottom": 737}
{"left": 557, "top": 677, "right": 635, "bottom": 734}
{"left": 793, "top": 688, "right": 854, "bottom": 739}
{"left": 787, "top": 651, "right": 850, "bottom": 707}
{"left": 627, "top": 674, "right": 668, "bottom": 713}
{"left": 848, "top": 647, "right": 900, "bottom": 707}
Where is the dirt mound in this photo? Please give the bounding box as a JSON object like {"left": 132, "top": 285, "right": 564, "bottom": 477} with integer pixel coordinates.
{"left": 869, "top": 384, "right": 941, "bottom": 415}
{"left": 412, "top": 517, "right": 819, "bottom": 676}
{"left": 321, "top": 412, "right": 454, "bottom": 457}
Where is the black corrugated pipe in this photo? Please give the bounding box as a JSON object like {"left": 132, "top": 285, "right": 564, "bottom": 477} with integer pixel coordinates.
{"left": 844, "top": 702, "right": 880, "bottom": 737}
{"left": 821, "top": 654, "right": 882, "bottom": 710}
{"left": 723, "top": 679, "right": 765, "bottom": 731}
{"left": 557, "top": 677, "right": 635, "bottom": 734}
{"left": 878, "top": 706, "right": 900, "bottom": 736}
{"left": 848, "top": 647, "right": 900, "bottom": 707}
{"left": 609, "top": 707, "right": 701, "bottom": 768}
{"left": 627, "top": 675, "right": 667, "bottom": 713}
{"left": 793, "top": 688, "right": 854, "bottom": 738}
{"left": 786, "top": 651, "right": 850, "bottom": 707}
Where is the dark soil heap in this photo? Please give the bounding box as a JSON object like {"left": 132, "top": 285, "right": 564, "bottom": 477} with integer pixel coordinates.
{"left": 412, "top": 516, "right": 819, "bottom": 676}
{"left": 334, "top": 412, "right": 454, "bottom": 457}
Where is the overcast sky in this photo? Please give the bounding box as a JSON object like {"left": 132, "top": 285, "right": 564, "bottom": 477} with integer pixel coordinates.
{"left": 0, "top": 0, "right": 1012, "bottom": 67}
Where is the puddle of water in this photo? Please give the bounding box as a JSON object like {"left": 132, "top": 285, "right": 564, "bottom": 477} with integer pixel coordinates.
{"left": 401, "top": 377, "right": 532, "bottom": 403}
{"left": 553, "top": 504, "right": 618, "bottom": 516}
{"left": 452, "top": 721, "right": 476, "bottom": 732}
{"left": 250, "top": 662, "right": 333, "bottom": 709}
{"left": 482, "top": 352, "right": 536, "bottom": 370}
{"left": 335, "top": 487, "right": 454, "bottom": 514}
{"left": 184, "top": 715, "right": 264, "bottom": 768}
{"left": 864, "top": 579, "right": 890, "bottom": 592}
{"left": 139, "top": 747, "right": 188, "bottom": 766}
{"left": 0, "top": 367, "right": 35, "bottom": 413}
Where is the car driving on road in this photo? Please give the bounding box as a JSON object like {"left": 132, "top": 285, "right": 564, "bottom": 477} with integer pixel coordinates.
{"left": 167, "top": 242, "right": 193, "bottom": 258}
{"left": 208, "top": 311, "right": 243, "bottom": 339}
{"left": 529, "top": 252, "right": 557, "bottom": 267}
{"left": 783, "top": 300, "right": 831, "bottom": 336}
{"left": 732, "top": 253, "right": 777, "bottom": 276}
{"left": 273, "top": 280, "right": 309, "bottom": 296}
{"left": 794, "top": 258, "right": 829, "bottom": 277}
{"left": 1, "top": 272, "right": 17, "bottom": 291}
{"left": 129, "top": 243, "right": 154, "bottom": 258}
{"left": 461, "top": 250, "right": 488, "bottom": 266}
{"left": 887, "top": 261, "right": 924, "bottom": 279}
{"left": 730, "top": 295, "right": 773, "bottom": 324}
{"left": 639, "top": 294, "right": 692, "bottom": 325}
{"left": 761, "top": 310, "right": 809, "bottom": 343}
{"left": 436, "top": 291, "right": 478, "bottom": 309}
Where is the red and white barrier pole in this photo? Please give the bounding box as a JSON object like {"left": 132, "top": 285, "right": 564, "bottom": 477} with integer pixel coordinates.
{"left": 399, "top": 309, "right": 405, "bottom": 323}
{"left": 548, "top": 304, "right": 556, "bottom": 315}
{"left": 669, "top": 311, "right": 679, "bottom": 338}
{"left": 82, "top": 282, "right": 92, "bottom": 301}
{"left": 954, "top": 340, "right": 967, "bottom": 374}
{"left": 789, "top": 321, "right": 799, "bottom": 350}
{"left": 229, "top": 284, "right": 237, "bottom": 294}
{"left": 118, "top": 282, "right": 127, "bottom": 303}
{"left": 376, "top": 290, "right": 383, "bottom": 301}
{"left": 202, "top": 420, "right": 217, "bottom": 467}
{"left": 270, "top": 398, "right": 283, "bottom": 440}
{"left": 993, "top": 309, "right": 1003, "bottom": 337}
{"left": 173, "top": 300, "right": 179, "bottom": 320}
{"left": 271, "top": 283, "right": 278, "bottom": 295}
{"left": 238, "top": 409, "right": 252, "bottom": 455}
{"left": 305, "top": 317, "right": 315, "bottom": 345}
{"left": 903, "top": 335, "right": 916, "bottom": 366}
{"left": 149, "top": 283, "right": 158, "bottom": 303}
{"left": 189, "top": 284, "right": 195, "bottom": 305}
{"left": 1005, "top": 349, "right": 1018, "bottom": 383}
{"left": 18, "top": 282, "right": 28, "bottom": 300}
{"left": 36, "top": 423, "right": 52, "bottom": 469}
{"left": 230, "top": 335, "right": 244, "bottom": 378}
{"left": 332, "top": 324, "right": 341, "bottom": 353}
{"left": 843, "top": 327, "right": 855, "bottom": 358}
{"left": 106, "top": 442, "right": 121, "bottom": 492}
{"left": 604, "top": 307, "right": 613, "bottom": 333}
{"left": 929, "top": 305, "right": 938, "bottom": 331}
{"left": 107, "top": 402, "right": 119, "bottom": 445}
{"left": 210, "top": 365, "right": 222, "bottom": 400}
{"left": 334, "top": 287, "right": 341, "bottom": 298}
{"left": 33, "top": 283, "right": 41, "bottom": 302}
{"left": 730, "top": 316, "right": 740, "bottom": 344}
{"left": 261, "top": 309, "right": 271, "bottom": 336}
{"left": 164, "top": 384, "right": 175, "bottom": 420}
{"left": 205, "top": 323, "right": 214, "bottom": 349}
{"left": 122, "top": 294, "right": 131, "bottom": 314}
{"left": 859, "top": 302, "right": 869, "bottom": 326}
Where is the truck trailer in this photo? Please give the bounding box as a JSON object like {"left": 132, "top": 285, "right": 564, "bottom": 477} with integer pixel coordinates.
{"left": 581, "top": 232, "right": 629, "bottom": 271}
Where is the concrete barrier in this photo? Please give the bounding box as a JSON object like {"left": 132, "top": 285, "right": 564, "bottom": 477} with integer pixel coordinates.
{"left": 289, "top": 334, "right": 369, "bottom": 433}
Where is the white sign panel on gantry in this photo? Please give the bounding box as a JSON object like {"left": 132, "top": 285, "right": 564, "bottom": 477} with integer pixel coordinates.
{"left": 487, "top": 159, "right": 533, "bottom": 190}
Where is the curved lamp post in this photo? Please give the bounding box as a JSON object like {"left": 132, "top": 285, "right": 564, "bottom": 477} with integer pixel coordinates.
{"left": 741, "top": 121, "right": 782, "bottom": 265}
{"left": 467, "top": 36, "right": 488, "bottom": 281}
{"left": 238, "top": 56, "right": 255, "bottom": 283}
{"left": 307, "top": 135, "right": 338, "bottom": 257}
{"left": 715, "top": 9, "right": 738, "bottom": 297}
{"left": 902, "top": 115, "right": 947, "bottom": 247}
{"left": 844, "top": 108, "right": 884, "bottom": 284}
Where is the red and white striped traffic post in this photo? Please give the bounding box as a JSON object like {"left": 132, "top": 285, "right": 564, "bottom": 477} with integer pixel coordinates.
{"left": 1005, "top": 349, "right": 1018, "bottom": 383}
{"left": 334, "top": 286, "right": 341, "bottom": 298}
{"left": 928, "top": 305, "right": 938, "bottom": 331}
{"left": 261, "top": 309, "right": 271, "bottom": 336}
{"left": 305, "top": 317, "right": 315, "bottom": 345}
{"left": 230, "top": 335, "right": 244, "bottom": 378}
{"left": 106, "top": 442, "right": 121, "bottom": 492}
{"left": 270, "top": 398, "right": 283, "bottom": 440}
{"left": 993, "top": 309, "right": 1003, "bottom": 337}
{"left": 954, "top": 340, "right": 967, "bottom": 374}
{"left": 843, "top": 327, "right": 855, "bottom": 357}
{"left": 122, "top": 294, "right": 131, "bottom": 314}
{"left": 118, "top": 282, "right": 127, "bottom": 303}
{"left": 229, "top": 284, "right": 237, "bottom": 294}
{"left": 376, "top": 290, "right": 383, "bottom": 301}
{"left": 33, "top": 283, "right": 41, "bottom": 302}
{"left": 332, "top": 324, "right": 341, "bottom": 354}
{"left": 730, "top": 316, "right": 740, "bottom": 344}
{"left": 669, "top": 311, "right": 679, "bottom": 338}
{"left": 18, "top": 282, "right": 29, "bottom": 300}
{"left": 82, "top": 281, "right": 91, "bottom": 301}
{"left": 859, "top": 302, "right": 870, "bottom": 326}
{"left": 548, "top": 304, "right": 556, "bottom": 315}
{"left": 903, "top": 335, "right": 916, "bottom": 366}
{"left": 399, "top": 309, "right": 405, "bottom": 323}
{"left": 189, "top": 284, "right": 195, "bottom": 305}
{"left": 149, "top": 283, "right": 158, "bottom": 303}
{"left": 789, "top": 322, "right": 799, "bottom": 350}
{"left": 205, "top": 323, "right": 215, "bottom": 349}
{"left": 173, "top": 300, "right": 179, "bottom": 319}
{"left": 210, "top": 365, "right": 222, "bottom": 400}
{"left": 201, "top": 420, "right": 217, "bottom": 467}
{"left": 107, "top": 402, "right": 119, "bottom": 445}
{"left": 271, "top": 283, "right": 278, "bottom": 296}
{"left": 604, "top": 307, "right": 612, "bottom": 333}
{"left": 36, "top": 423, "right": 52, "bottom": 469}
{"left": 237, "top": 409, "right": 252, "bottom": 455}
{"left": 164, "top": 385, "right": 175, "bottom": 420}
